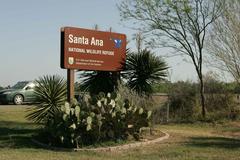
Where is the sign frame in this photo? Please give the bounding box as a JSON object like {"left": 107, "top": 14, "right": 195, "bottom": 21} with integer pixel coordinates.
{"left": 61, "top": 27, "right": 126, "bottom": 71}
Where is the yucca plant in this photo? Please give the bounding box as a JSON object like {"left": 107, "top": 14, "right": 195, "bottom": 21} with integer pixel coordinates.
{"left": 78, "top": 49, "right": 130, "bottom": 96}
{"left": 79, "top": 71, "right": 117, "bottom": 96}
{"left": 122, "top": 49, "right": 168, "bottom": 95}
{"left": 26, "top": 75, "right": 67, "bottom": 123}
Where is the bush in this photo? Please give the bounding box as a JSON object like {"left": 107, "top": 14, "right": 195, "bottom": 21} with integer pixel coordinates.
{"left": 168, "top": 81, "right": 199, "bottom": 122}
{"left": 202, "top": 92, "right": 240, "bottom": 122}
{"left": 167, "top": 78, "right": 240, "bottom": 122}
{"left": 203, "top": 73, "right": 240, "bottom": 121}
{"left": 35, "top": 92, "right": 152, "bottom": 148}
{"left": 117, "top": 83, "right": 155, "bottom": 110}
{"left": 204, "top": 91, "right": 240, "bottom": 122}
{"left": 152, "top": 82, "right": 170, "bottom": 93}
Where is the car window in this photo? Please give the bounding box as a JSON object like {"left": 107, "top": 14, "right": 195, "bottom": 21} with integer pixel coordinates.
{"left": 11, "top": 81, "right": 29, "bottom": 89}
{"left": 25, "top": 83, "right": 35, "bottom": 90}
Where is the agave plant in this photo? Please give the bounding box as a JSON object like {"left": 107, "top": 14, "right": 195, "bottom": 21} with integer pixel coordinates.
{"left": 26, "top": 75, "right": 67, "bottom": 123}
{"left": 122, "top": 49, "right": 168, "bottom": 95}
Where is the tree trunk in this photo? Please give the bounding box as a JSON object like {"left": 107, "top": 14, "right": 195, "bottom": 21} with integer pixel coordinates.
{"left": 199, "top": 77, "right": 206, "bottom": 118}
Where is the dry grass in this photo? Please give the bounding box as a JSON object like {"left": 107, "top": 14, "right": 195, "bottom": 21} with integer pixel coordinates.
{"left": 0, "top": 105, "right": 240, "bottom": 160}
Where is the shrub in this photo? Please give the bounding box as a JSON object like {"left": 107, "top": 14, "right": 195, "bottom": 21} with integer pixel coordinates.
{"left": 34, "top": 92, "right": 152, "bottom": 148}
{"left": 118, "top": 83, "right": 169, "bottom": 125}
{"left": 168, "top": 81, "right": 199, "bottom": 122}
{"left": 204, "top": 93, "right": 240, "bottom": 121}
{"left": 167, "top": 79, "right": 240, "bottom": 122}
{"left": 117, "top": 83, "right": 155, "bottom": 110}
{"left": 152, "top": 82, "right": 170, "bottom": 93}
{"left": 26, "top": 75, "right": 67, "bottom": 123}
{"left": 203, "top": 73, "right": 240, "bottom": 121}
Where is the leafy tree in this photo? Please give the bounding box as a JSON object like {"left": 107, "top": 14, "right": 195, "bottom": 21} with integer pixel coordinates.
{"left": 207, "top": 0, "right": 240, "bottom": 84}
{"left": 123, "top": 49, "right": 168, "bottom": 95}
{"left": 118, "top": 0, "right": 225, "bottom": 118}
{"left": 26, "top": 75, "right": 67, "bottom": 123}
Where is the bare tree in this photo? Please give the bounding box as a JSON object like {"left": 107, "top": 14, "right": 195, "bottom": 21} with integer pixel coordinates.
{"left": 207, "top": 0, "right": 240, "bottom": 84}
{"left": 135, "top": 32, "right": 144, "bottom": 53}
{"left": 118, "top": 0, "right": 225, "bottom": 118}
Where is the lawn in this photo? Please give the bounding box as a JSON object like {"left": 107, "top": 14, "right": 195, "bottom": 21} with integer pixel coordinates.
{"left": 0, "top": 105, "right": 240, "bottom": 160}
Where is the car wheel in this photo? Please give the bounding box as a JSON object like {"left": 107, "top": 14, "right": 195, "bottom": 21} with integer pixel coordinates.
{"left": 14, "top": 95, "right": 24, "bottom": 105}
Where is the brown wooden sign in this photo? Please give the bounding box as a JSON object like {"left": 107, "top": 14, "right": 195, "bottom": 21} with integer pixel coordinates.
{"left": 61, "top": 27, "right": 126, "bottom": 71}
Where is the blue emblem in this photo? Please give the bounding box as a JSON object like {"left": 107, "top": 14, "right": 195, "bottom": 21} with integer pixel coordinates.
{"left": 113, "top": 39, "right": 122, "bottom": 48}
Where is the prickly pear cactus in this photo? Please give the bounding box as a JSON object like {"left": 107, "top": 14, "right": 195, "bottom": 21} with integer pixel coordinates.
{"left": 44, "top": 92, "right": 152, "bottom": 148}
{"left": 75, "top": 105, "right": 80, "bottom": 120}
{"left": 61, "top": 102, "right": 70, "bottom": 115}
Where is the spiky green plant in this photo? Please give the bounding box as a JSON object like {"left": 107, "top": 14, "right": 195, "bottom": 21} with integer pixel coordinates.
{"left": 123, "top": 49, "right": 168, "bottom": 95}
{"left": 79, "top": 71, "right": 117, "bottom": 95}
{"left": 26, "top": 75, "right": 67, "bottom": 123}
{"left": 77, "top": 49, "right": 130, "bottom": 96}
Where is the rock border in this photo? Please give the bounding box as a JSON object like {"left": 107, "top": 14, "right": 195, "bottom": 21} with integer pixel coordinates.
{"left": 32, "top": 130, "right": 169, "bottom": 152}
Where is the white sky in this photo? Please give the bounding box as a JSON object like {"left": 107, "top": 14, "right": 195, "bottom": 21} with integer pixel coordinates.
{"left": 0, "top": 0, "right": 218, "bottom": 87}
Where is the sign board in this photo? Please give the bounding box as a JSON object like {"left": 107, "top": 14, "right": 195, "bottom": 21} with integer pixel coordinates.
{"left": 61, "top": 27, "right": 126, "bottom": 71}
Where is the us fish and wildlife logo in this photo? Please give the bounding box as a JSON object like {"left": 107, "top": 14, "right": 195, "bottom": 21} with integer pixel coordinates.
{"left": 112, "top": 38, "right": 122, "bottom": 48}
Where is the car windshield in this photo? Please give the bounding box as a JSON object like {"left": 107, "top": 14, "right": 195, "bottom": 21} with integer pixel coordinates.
{"left": 11, "top": 81, "right": 29, "bottom": 89}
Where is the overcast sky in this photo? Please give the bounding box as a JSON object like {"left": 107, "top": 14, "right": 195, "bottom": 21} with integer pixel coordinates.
{"left": 0, "top": 0, "right": 200, "bottom": 87}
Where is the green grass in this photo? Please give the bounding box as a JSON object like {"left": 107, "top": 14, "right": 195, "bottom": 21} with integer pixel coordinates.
{"left": 0, "top": 105, "right": 240, "bottom": 160}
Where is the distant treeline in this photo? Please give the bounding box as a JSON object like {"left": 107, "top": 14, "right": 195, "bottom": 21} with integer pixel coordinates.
{"left": 152, "top": 81, "right": 240, "bottom": 94}
{"left": 152, "top": 81, "right": 240, "bottom": 123}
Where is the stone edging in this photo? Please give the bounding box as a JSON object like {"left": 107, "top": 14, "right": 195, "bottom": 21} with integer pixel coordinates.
{"left": 32, "top": 131, "right": 170, "bottom": 152}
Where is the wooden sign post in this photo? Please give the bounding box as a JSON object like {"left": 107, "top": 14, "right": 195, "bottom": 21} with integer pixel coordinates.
{"left": 67, "top": 69, "right": 75, "bottom": 103}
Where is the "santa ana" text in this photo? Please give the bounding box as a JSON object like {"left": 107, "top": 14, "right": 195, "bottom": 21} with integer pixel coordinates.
{"left": 68, "top": 34, "right": 104, "bottom": 47}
